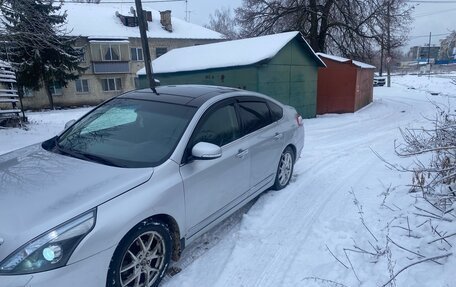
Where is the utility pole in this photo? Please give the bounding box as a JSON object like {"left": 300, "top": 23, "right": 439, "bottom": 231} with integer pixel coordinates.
{"left": 386, "top": 0, "right": 391, "bottom": 87}
{"left": 135, "top": 0, "right": 157, "bottom": 93}
{"left": 428, "top": 32, "right": 432, "bottom": 79}
{"left": 185, "top": 0, "right": 189, "bottom": 21}
{"left": 380, "top": 34, "right": 384, "bottom": 77}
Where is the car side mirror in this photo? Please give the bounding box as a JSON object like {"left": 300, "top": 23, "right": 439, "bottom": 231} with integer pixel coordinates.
{"left": 192, "top": 142, "right": 222, "bottom": 160}
{"left": 64, "top": 119, "right": 76, "bottom": 129}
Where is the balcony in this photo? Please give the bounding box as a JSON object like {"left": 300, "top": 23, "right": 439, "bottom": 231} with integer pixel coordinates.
{"left": 92, "top": 61, "right": 130, "bottom": 74}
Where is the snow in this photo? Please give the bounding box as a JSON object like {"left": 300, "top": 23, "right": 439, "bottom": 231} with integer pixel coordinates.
{"left": 317, "top": 52, "right": 376, "bottom": 69}
{"left": 1, "top": 74, "right": 456, "bottom": 286}
{"left": 0, "top": 108, "right": 90, "bottom": 155}
{"left": 0, "top": 60, "right": 11, "bottom": 69}
{"left": 393, "top": 73, "right": 456, "bottom": 96}
{"left": 62, "top": 3, "right": 222, "bottom": 40}
{"left": 138, "top": 31, "right": 325, "bottom": 75}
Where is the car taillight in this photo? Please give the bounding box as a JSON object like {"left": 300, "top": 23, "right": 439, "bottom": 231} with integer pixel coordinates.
{"left": 296, "top": 114, "right": 303, "bottom": 127}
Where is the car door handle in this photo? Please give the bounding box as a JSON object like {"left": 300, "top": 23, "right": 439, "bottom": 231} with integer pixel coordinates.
{"left": 273, "top": 133, "right": 283, "bottom": 140}
{"left": 236, "top": 149, "right": 249, "bottom": 159}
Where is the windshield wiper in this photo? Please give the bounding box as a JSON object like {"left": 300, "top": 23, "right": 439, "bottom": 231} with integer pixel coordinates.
{"left": 54, "top": 144, "right": 123, "bottom": 168}
{"left": 77, "top": 152, "right": 124, "bottom": 168}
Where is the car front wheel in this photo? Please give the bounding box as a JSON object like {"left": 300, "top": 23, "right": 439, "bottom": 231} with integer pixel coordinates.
{"left": 273, "top": 147, "right": 295, "bottom": 190}
{"left": 107, "top": 221, "right": 172, "bottom": 287}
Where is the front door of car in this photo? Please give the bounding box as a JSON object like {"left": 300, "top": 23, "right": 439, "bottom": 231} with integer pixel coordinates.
{"left": 237, "top": 99, "right": 283, "bottom": 191}
{"left": 180, "top": 100, "right": 250, "bottom": 237}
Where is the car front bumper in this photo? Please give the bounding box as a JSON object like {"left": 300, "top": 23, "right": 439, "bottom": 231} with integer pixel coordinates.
{"left": 0, "top": 246, "right": 115, "bottom": 287}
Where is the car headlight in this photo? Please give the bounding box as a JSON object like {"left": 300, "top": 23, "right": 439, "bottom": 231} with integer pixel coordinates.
{"left": 0, "top": 209, "right": 96, "bottom": 275}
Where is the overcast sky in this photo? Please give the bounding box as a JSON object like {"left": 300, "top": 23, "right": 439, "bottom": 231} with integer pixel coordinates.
{"left": 145, "top": 0, "right": 455, "bottom": 51}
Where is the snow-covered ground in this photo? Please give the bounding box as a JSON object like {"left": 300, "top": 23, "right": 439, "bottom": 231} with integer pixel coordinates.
{"left": 1, "top": 75, "right": 455, "bottom": 286}
{"left": 0, "top": 108, "right": 90, "bottom": 155}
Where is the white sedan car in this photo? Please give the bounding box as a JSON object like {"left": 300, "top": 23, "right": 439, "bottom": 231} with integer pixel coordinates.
{"left": 0, "top": 85, "right": 304, "bottom": 287}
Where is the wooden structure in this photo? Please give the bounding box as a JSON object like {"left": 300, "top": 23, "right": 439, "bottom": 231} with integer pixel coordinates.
{"left": 316, "top": 53, "right": 375, "bottom": 114}
{"left": 138, "top": 32, "right": 326, "bottom": 118}
{"left": 0, "top": 60, "right": 23, "bottom": 125}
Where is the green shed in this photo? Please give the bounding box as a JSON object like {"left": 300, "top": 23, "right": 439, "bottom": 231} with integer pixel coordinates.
{"left": 137, "top": 31, "right": 325, "bottom": 118}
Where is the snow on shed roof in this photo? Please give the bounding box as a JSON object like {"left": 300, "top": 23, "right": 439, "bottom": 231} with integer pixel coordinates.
{"left": 138, "top": 31, "right": 325, "bottom": 75}
{"left": 317, "top": 53, "right": 375, "bottom": 69}
{"left": 0, "top": 60, "right": 11, "bottom": 69}
{"left": 62, "top": 2, "right": 222, "bottom": 40}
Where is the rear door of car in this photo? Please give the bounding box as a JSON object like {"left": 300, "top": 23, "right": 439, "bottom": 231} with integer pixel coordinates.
{"left": 236, "top": 97, "right": 284, "bottom": 192}
{"left": 180, "top": 99, "right": 251, "bottom": 238}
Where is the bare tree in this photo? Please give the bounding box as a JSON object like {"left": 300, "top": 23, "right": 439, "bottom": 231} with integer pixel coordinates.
{"left": 235, "top": 0, "right": 412, "bottom": 61}
{"left": 371, "top": 0, "right": 412, "bottom": 85}
{"left": 206, "top": 7, "right": 238, "bottom": 39}
{"left": 439, "top": 31, "right": 456, "bottom": 61}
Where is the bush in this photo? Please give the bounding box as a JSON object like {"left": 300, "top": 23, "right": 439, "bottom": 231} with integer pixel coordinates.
{"left": 395, "top": 103, "right": 456, "bottom": 209}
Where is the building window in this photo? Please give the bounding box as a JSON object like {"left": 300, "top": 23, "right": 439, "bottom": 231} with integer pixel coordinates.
{"left": 102, "top": 45, "right": 121, "bottom": 61}
{"left": 22, "top": 87, "right": 34, "bottom": 97}
{"left": 75, "top": 79, "right": 89, "bottom": 93}
{"left": 131, "top": 47, "right": 144, "bottom": 61}
{"left": 102, "top": 78, "right": 122, "bottom": 92}
{"left": 155, "top": 47, "right": 168, "bottom": 58}
{"left": 49, "top": 81, "right": 63, "bottom": 96}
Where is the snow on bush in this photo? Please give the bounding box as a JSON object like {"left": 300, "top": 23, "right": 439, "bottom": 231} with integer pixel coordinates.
{"left": 396, "top": 104, "right": 456, "bottom": 200}
{"left": 334, "top": 104, "right": 456, "bottom": 287}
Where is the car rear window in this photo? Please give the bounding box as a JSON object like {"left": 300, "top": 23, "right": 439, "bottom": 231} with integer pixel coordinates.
{"left": 238, "top": 101, "right": 273, "bottom": 134}
{"left": 268, "top": 101, "right": 283, "bottom": 122}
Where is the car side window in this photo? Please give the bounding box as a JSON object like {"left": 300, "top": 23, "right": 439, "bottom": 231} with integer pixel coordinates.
{"left": 238, "top": 101, "right": 273, "bottom": 134}
{"left": 268, "top": 101, "right": 283, "bottom": 122}
{"left": 192, "top": 103, "right": 241, "bottom": 147}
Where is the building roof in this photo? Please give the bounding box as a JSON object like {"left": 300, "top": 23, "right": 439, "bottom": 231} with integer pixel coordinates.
{"left": 138, "top": 31, "right": 326, "bottom": 75}
{"left": 317, "top": 53, "right": 376, "bottom": 69}
{"left": 62, "top": 2, "right": 222, "bottom": 40}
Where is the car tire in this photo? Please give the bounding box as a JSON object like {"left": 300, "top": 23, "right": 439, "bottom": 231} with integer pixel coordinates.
{"left": 272, "top": 146, "right": 295, "bottom": 190}
{"left": 106, "top": 220, "right": 172, "bottom": 287}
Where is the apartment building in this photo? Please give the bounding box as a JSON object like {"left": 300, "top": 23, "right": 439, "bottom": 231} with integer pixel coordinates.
{"left": 21, "top": 2, "right": 223, "bottom": 109}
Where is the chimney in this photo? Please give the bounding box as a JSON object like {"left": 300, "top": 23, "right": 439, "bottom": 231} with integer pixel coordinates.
{"left": 160, "top": 10, "right": 173, "bottom": 32}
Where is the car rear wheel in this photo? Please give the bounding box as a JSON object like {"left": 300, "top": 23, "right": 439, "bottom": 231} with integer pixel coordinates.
{"left": 273, "top": 147, "right": 295, "bottom": 190}
{"left": 107, "top": 221, "right": 172, "bottom": 287}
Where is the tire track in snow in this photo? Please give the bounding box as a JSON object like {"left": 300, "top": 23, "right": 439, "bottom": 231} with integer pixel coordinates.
{"left": 213, "top": 150, "right": 376, "bottom": 287}
{"left": 209, "top": 94, "right": 408, "bottom": 286}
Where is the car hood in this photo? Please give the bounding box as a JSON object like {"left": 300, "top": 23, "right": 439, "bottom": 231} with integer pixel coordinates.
{"left": 0, "top": 144, "right": 153, "bottom": 262}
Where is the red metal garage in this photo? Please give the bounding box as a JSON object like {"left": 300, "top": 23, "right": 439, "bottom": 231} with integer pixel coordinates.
{"left": 317, "top": 53, "right": 375, "bottom": 114}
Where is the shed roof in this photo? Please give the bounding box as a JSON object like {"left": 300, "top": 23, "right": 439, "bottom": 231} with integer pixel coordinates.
{"left": 138, "top": 31, "right": 326, "bottom": 75}
{"left": 0, "top": 60, "right": 11, "bottom": 69}
{"left": 62, "top": 3, "right": 222, "bottom": 40}
{"left": 317, "top": 53, "right": 376, "bottom": 69}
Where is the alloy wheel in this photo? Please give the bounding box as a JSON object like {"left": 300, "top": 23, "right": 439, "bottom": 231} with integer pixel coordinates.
{"left": 278, "top": 152, "right": 293, "bottom": 187}
{"left": 119, "top": 231, "right": 166, "bottom": 287}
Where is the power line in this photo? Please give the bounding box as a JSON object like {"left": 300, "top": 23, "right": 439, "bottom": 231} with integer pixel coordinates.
{"left": 409, "top": 32, "right": 452, "bottom": 38}
{"left": 414, "top": 7, "right": 456, "bottom": 17}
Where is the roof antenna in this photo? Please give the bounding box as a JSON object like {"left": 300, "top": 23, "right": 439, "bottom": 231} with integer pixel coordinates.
{"left": 135, "top": 0, "right": 159, "bottom": 95}
{"left": 185, "top": 0, "right": 189, "bottom": 22}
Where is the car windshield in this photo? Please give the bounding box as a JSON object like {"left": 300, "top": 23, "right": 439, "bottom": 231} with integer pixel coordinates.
{"left": 55, "top": 98, "right": 196, "bottom": 168}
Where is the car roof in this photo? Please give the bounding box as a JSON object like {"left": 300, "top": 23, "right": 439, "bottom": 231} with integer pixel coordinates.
{"left": 118, "top": 85, "right": 242, "bottom": 107}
